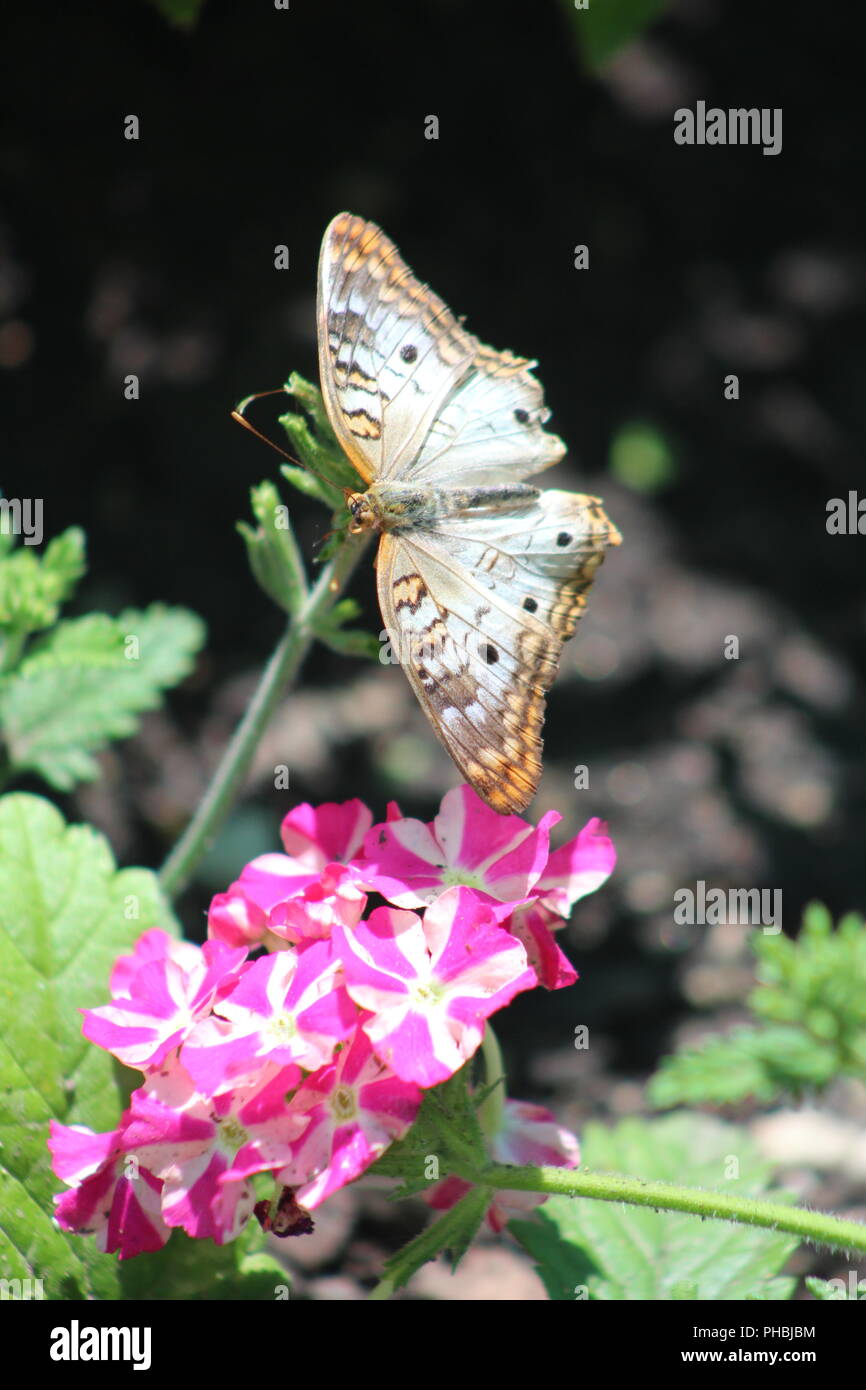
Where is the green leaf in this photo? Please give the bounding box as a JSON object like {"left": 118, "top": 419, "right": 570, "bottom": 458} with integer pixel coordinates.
{"left": 284, "top": 373, "right": 339, "bottom": 446}
{"left": 0, "top": 793, "right": 181, "bottom": 1296}
{"left": 562, "top": 0, "right": 671, "bottom": 71}
{"left": 277, "top": 438, "right": 347, "bottom": 512}
{"left": 511, "top": 1115, "right": 798, "bottom": 1301}
{"left": 0, "top": 604, "right": 206, "bottom": 789}
{"left": 804, "top": 1275, "right": 862, "bottom": 1300}
{"left": 315, "top": 598, "right": 381, "bottom": 660}
{"left": 752, "top": 904, "right": 866, "bottom": 1037}
{"left": 380, "top": 1187, "right": 491, "bottom": 1295}
{"left": 281, "top": 373, "right": 362, "bottom": 495}
{"left": 372, "top": 1066, "right": 489, "bottom": 1198}
{"left": 648, "top": 1024, "right": 837, "bottom": 1108}
{"left": 650, "top": 905, "right": 866, "bottom": 1107}
{"left": 238, "top": 480, "right": 308, "bottom": 614}
{"left": 316, "top": 627, "right": 381, "bottom": 660}
{"left": 0, "top": 526, "right": 86, "bottom": 641}
{"left": 118, "top": 1230, "right": 289, "bottom": 1301}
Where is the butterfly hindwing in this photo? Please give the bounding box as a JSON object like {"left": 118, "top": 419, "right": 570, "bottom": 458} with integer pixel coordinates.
{"left": 424, "top": 490, "right": 620, "bottom": 642}
{"left": 376, "top": 494, "right": 620, "bottom": 814}
{"left": 377, "top": 530, "right": 551, "bottom": 814}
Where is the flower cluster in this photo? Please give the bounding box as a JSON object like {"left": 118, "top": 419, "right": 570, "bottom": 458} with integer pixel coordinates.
{"left": 50, "top": 786, "right": 614, "bottom": 1260}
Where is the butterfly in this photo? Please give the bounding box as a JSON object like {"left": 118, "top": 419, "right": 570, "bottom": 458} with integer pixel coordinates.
{"left": 316, "top": 213, "right": 621, "bottom": 815}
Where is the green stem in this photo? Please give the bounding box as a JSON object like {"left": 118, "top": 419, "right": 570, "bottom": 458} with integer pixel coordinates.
{"left": 473, "top": 1162, "right": 866, "bottom": 1255}
{"left": 158, "top": 530, "right": 372, "bottom": 898}
{"left": 477, "top": 1026, "right": 506, "bottom": 1137}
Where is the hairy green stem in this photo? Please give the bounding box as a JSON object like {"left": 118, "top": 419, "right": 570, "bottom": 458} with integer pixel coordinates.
{"left": 158, "top": 530, "right": 371, "bottom": 898}
{"left": 473, "top": 1162, "right": 866, "bottom": 1255}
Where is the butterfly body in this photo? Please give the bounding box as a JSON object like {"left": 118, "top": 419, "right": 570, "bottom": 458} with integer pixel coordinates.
{"left": 348, "top": 482, "right": 541, "bottom": 533}
{"left": 317, "top": 212, "right": 621, "bottom": 815}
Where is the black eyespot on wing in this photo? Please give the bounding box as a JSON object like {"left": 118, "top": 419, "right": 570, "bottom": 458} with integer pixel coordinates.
{"left": 514, "top": 408, "right": 530, "bottom": 424}
{"left": 522, "top": 596, "right": 538, "bottom": 613}
{"left": 400, "top": 344, "right": 418, "bottom": 363}
{"left": 481, "top": 642, "right": 500, "bottom": 665}
{"left": 556, "top": 532, "right": 572, "bottom": 547}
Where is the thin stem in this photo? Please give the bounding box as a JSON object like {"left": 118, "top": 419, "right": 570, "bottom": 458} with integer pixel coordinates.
{"left": 477, "top": 1026, "right": 506, "bottom": 1137}
{"left": 475, "top": 1162, "right": 866, "bottom": 1256}
{"left": 158, "top": 530, "right": 372, "bottom": 899}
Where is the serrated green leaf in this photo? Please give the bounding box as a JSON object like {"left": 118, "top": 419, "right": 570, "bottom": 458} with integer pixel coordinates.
{"left": 41, "top": 527, "right": 87, "bottom": 594}
{"left": 0, "top": 526, "right": 86, "bottom": 642}
{"left": 0, "top": 793, "right": 180, "bottom": 1295}
{"left": 381, "top": 1186, "right": 491, "bottom": 1294}
{"left": 14, "top": 613, "right": 124, "bottom": 674}
{"left": 0, "top": 604, "right": 206, "bottom": 790}
{"left": 744, "top": 1277, "right": 801, "bottom": 1300}
{"left": 801, "top": 901, "right": 833, "bottom": 936}
{"left": 511, "top": 1115, "right": 798, "bottom": 1301}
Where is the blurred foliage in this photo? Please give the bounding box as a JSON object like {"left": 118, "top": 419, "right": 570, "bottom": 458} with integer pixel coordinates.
{"left": 650, "top": 903, "right": 866, "bottom": 1106}
{"left": 144, "top": 0, "right": 208, "bottom": 30}
{"left": 0, "top": 526, "right": 86, "bottom": 645}
{"left": 561, "top": 0, "right": 670, "bottom": 69}
{"left": 609, "top": 420, "right": 678, "bottom": 492}
{"left": 805, "top": 1275, "right": 865, "bottom": 1301}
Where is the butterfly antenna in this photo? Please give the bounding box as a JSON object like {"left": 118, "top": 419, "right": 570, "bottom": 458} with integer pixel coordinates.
{"left": 232, "top": 388, "right": 310, "bottom": 469}
{"left": 232, "top": 388, "right": 343, "bottom": 494}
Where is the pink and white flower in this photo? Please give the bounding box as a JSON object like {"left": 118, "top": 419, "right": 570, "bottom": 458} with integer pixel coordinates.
{"left": 208, "top": 799, "right": 371, "bottom": 948}
{"left": 349, "top": 786, "right": 560, "bottom": 911}
{"left": 277, "top": 1032, "right": 422, "bottom": 1208}
{"left": 507, "top": 817, "right": 616, "bottom": 989}
{"left": 180, "top": 939, "right": 357, "bottom": 1094}
{"left": 81, "top": 935, "right": 249, "bottom": 1071}
{"left": 49, "top": 1118, "right": 171, "bottom": 1260}
{"left": 121, "top": 1064, "right": 307, "bottom": 1245}
{"left": 53, "top": 793, "right": 614, "bottom": 1262}
{"left": 334, "top": 886, "right": 535, "bottom": 1087}
{"left": 268, "top": 863, "right": 367, "bottom": 943}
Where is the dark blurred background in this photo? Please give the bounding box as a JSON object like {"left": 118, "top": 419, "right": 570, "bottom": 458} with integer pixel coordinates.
{"left": 2, "top": 0, "right": 865, "bottom": 1294}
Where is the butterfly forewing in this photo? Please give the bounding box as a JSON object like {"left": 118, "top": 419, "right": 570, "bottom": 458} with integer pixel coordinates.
{"left": 316, "top": 212, "right": 621, "bottom": 814}
{"left": 317, "top": 213, "right": 474, "bottom": 485}
{"left": 317, "top": 213, "right": 566, "bottom": 487}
